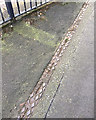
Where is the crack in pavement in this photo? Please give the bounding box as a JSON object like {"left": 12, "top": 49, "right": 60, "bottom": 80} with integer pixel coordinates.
{"left": 44, "top": 72, "right": 64, "bottom": 119}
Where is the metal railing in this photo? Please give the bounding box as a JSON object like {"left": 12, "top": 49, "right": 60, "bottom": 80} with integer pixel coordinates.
{"left": 0, "top": 0, "right": 50, "bottom": 25}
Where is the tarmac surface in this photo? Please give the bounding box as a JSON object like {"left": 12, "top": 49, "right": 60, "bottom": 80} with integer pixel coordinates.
{"left": 2, "top": 2, "right": 83, "bottom": 118}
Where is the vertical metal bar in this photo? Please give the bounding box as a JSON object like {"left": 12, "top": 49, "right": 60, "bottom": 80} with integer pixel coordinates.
{"left": 30, "top": 0, "right": 32, "bottom": 9}
{"left": 16, "top": 0, "right": 20, "bottom": 14}
{"left": 23, "top": 0, "right": 26, "bottom": 11}
{"left": 0, "top": 7, "right": 5, "bottom": 22}
{"left": 40, "top": 0, "right": 42, "bottom": 5}
{"left": 35, "top": 0, "right": 37, "bottom": 7}
{"left": 5, "top": 0, "right": 14, "bottom": 19}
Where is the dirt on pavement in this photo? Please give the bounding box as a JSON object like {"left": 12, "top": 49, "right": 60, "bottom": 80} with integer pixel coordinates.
{"left": 2, "top": 2, "right": 83, "bottom": 118}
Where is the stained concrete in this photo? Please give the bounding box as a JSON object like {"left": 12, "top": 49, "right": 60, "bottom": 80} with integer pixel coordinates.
{"left": 2, "top": 2, "right": 83, "bottom": 118}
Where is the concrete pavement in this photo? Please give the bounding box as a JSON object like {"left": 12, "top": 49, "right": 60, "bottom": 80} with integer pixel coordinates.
{"left": 32, "top": 2, "right": 94, "bottom": 118}
{"left": 2, "top": 2, "right": 83, "bottom": 118}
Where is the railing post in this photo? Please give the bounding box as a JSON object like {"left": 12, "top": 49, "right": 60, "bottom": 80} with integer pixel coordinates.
{"left": 35, "top": 0, "right": 37, "bottom": 7}
{"left": 0, "top": 7, "right": 5, "bottom": 22}
{"left": 5, "top": 0, "right": 14, "bottom": 20}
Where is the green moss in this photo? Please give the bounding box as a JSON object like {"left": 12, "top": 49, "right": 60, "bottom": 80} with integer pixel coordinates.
{"left": 1, "top": 46, "right": 12, "bottom": 52}
{"left": 61, "top": 2, "right": 69, "bottom": 6}
{"left": 65, "top": 38, "right": 68, "bottom": 43}
{"left": 1, "top": 40, "right": 12, "bottom": 52}
{"left": 2, "top": 30, "right": 13, "bottom": 40}
{"left": 14, "top": 22, "right": 58, "bottom": 47}
{"left": 2, "top": 33, "right": 10, "bottom": 39}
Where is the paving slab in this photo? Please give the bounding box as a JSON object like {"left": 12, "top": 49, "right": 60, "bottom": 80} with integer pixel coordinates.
{"left": 32, "top": 2, "right": 94, "bottom": 118}
{"left": 1, "top": 2, "right": 83, "bottom": 118}
{"left": 47, "top": 7, "right": 94, "bottom": 118}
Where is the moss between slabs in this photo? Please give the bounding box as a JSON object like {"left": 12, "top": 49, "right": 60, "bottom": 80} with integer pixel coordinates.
{"left": 14, "top": 22, "right": 58, "bottom": 47}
